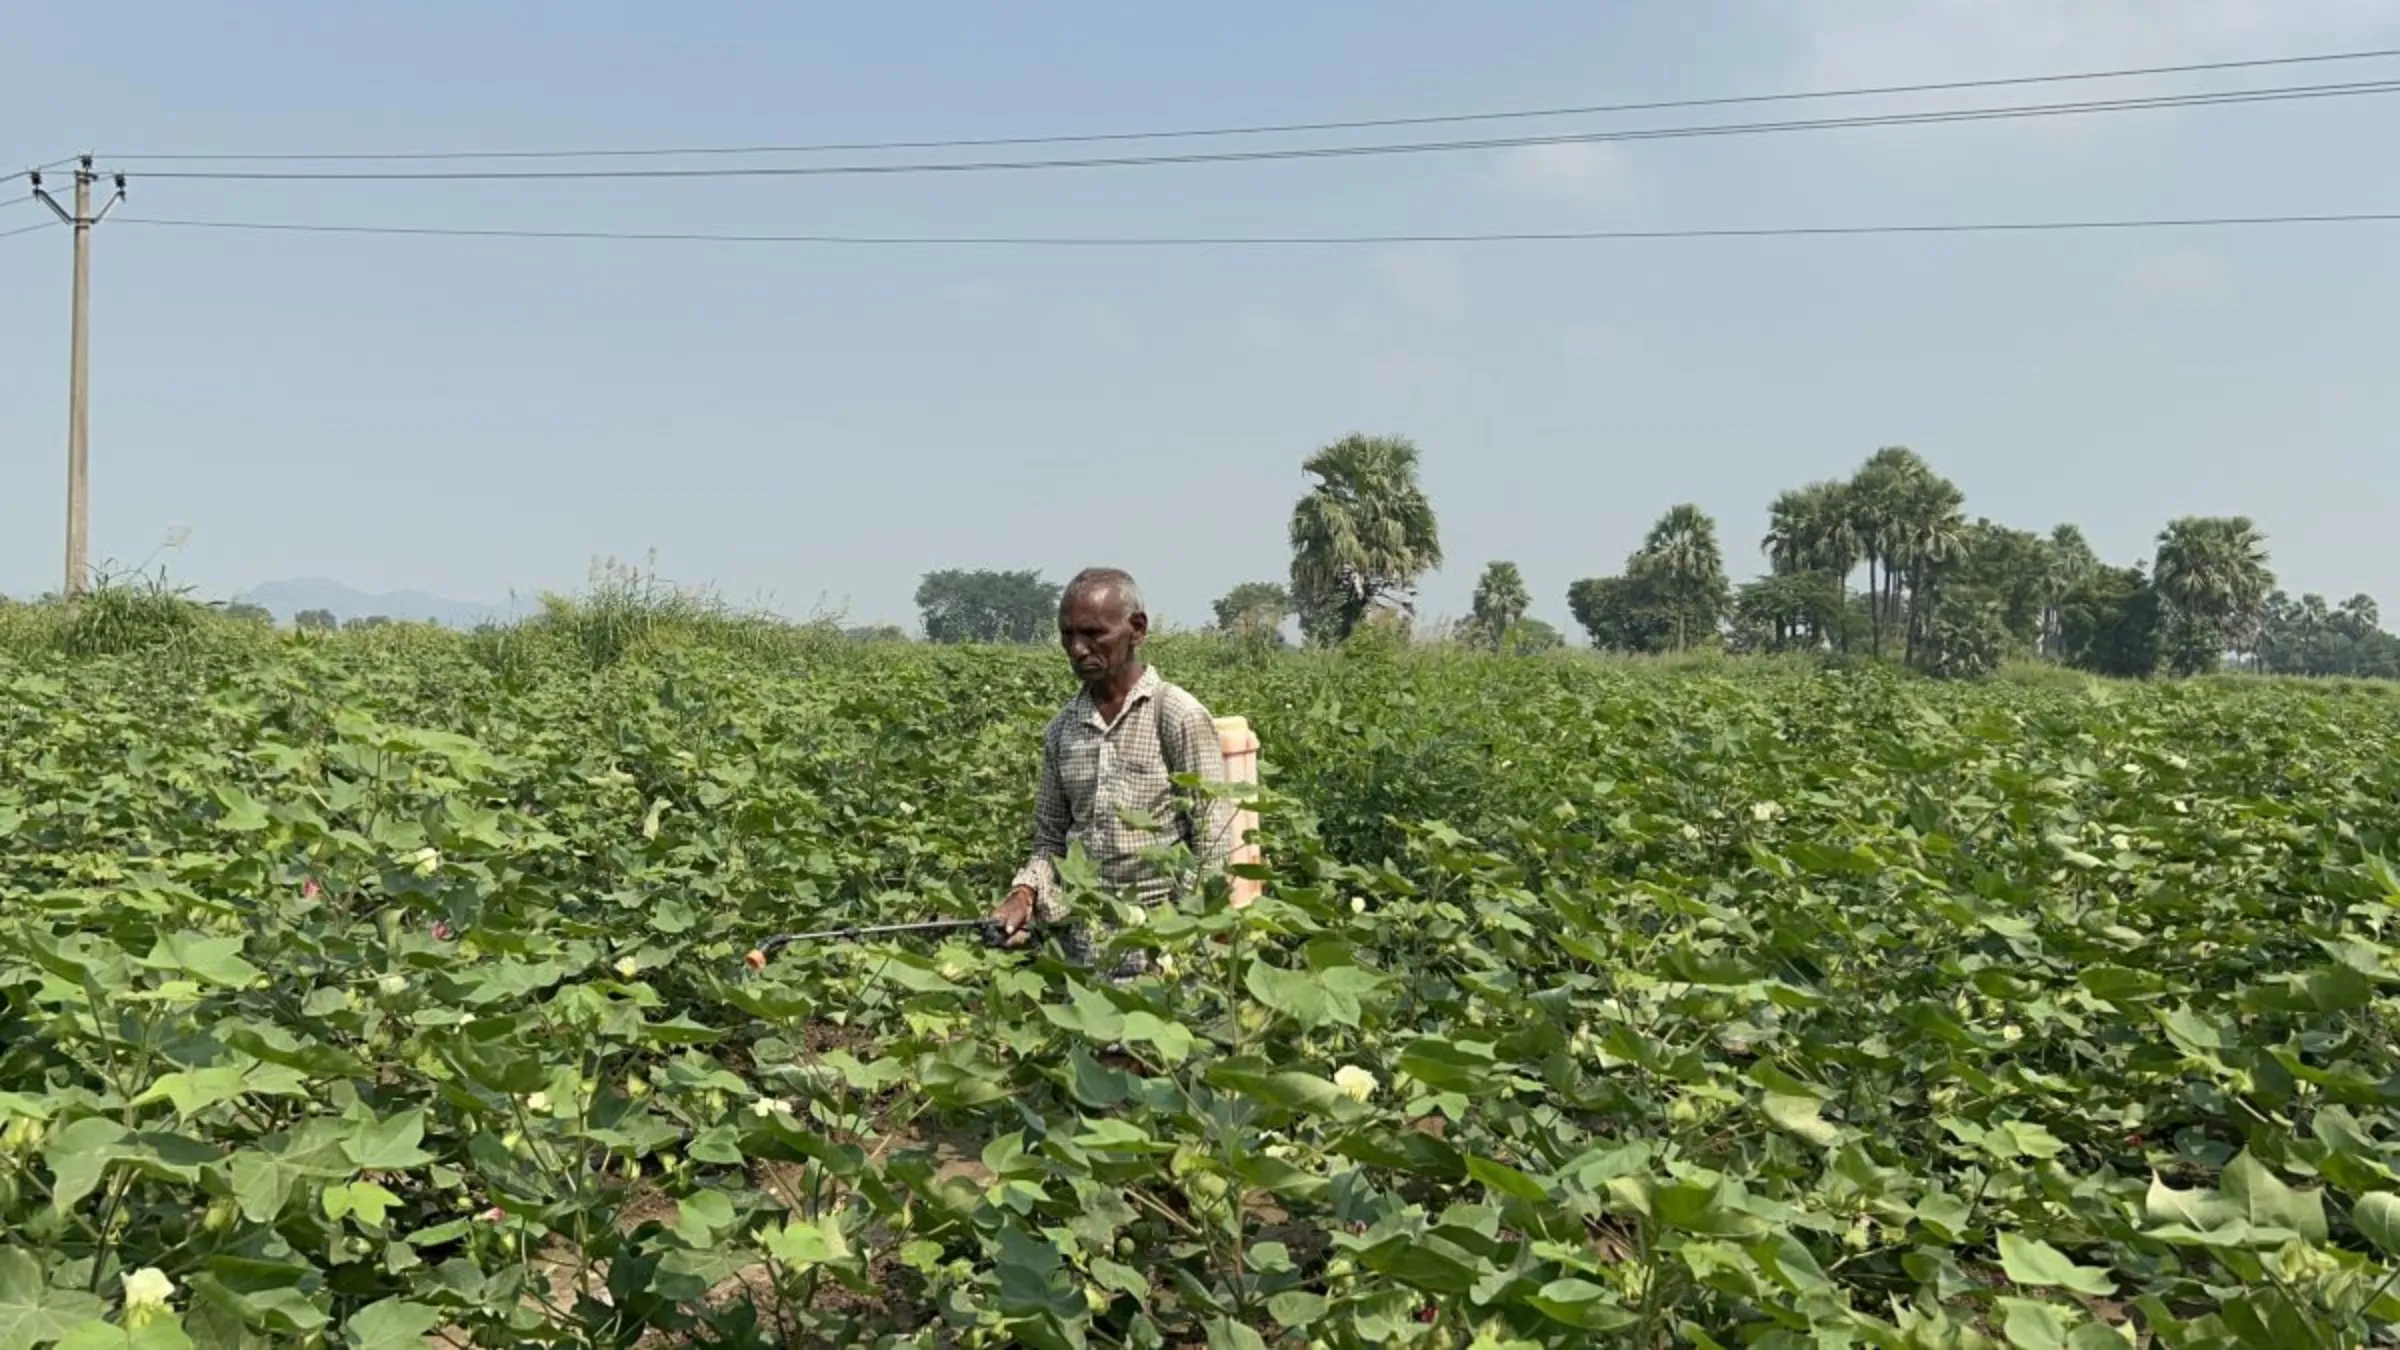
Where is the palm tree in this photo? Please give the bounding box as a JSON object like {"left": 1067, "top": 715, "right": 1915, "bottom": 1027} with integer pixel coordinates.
{"left": 1761, "top": 481, "right": 1859, "bottom": 650}
{"left": 1809, "top": 481, "right": 1862, "bottom": 638}
{"left": 2041, "top": 524, "right": 2098, "bottom": 659}
{"left": 1890, "top": 474, "right": 1967, "bottom": 668}
{"left": 1468, "top": 560, "right": 1531, "bottom": 648}
{"left": 1641, "top": 503, "right": 1728, "bottom": 651}
{"left": 1763, "top": 488, "right": 1816, "bottom": 577}
{"left": 2337, "top": 593, "right": 2381, "bottom": 640}
{"left": 2153, "top": 515, "right": 2273, "bottom": 660}
{"left": 1847, "top": 448, "right": 1930, "bottom": 657}
{"left": 1288, "top": 433, "right": 1444, "bottom": 645}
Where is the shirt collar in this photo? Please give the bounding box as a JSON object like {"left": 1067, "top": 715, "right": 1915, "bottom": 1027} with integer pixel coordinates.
{"left": 1071, "top": 664, "right": 1161, "bottom": 729}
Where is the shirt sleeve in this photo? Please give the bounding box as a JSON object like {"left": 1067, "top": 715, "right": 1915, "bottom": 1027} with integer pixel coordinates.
{"left": 1011, "top": 720, "right": 1071, "bottom": 919}
{"left": 1165, "top": 695, "right": 1235, "bottom": 875}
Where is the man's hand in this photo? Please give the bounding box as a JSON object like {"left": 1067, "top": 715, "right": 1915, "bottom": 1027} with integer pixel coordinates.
{"left": 990, "top": 886, "right": 1037, "bottom": 947}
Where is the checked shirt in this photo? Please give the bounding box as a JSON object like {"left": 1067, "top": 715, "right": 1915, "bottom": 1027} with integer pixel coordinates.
{"left": 1011, "top": 666, "right": 1236, "bottom": 974}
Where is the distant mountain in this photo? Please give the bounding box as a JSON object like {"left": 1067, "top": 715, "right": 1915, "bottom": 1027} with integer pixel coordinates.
{"left": 237, "top": 578, "right": 507, "bottom": 629}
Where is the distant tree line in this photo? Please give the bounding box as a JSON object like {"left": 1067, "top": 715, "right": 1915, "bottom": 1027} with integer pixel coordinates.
{"left": 899, "top": 431, "right": 2387, "bottom": 681}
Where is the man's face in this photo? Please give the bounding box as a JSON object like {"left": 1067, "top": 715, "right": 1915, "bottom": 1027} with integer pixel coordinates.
{"left": 1059, "top": 587, "right": 1146, "bottom": 686}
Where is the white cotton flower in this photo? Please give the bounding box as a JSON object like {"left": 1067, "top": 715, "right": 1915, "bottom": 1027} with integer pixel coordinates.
{"left": 614, "top": 956, "right": 640, "bottom": 978}
{"left": 409, "top": 846, "right": 441, "bottom": 877}
{"left": 1680, "top": 823, "right": 1701, "bottom": 842}
{"left": 525, "top": 1092, "right": 551, "bottom": 1114}
{"left": 1332, "top": 1065, "right": 1378, "bottom": 1103}
{"left": 122, "top": 1267, "right": 174, "bottom": 1313}
{"left": 1750, "top": 801, "right": 1783, "bottom": 823}
{"left": 1350, "top": 897, "right": 1367, "bottom": 915}
{"left": 1155, "top": 953, "right": 1178, "bottom": 978}
{"left": 377, "top": 974, "right": 408, "bottom": 997}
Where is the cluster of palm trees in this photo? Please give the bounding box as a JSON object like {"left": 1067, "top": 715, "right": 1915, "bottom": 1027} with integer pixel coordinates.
{"left": 1239, "top": 431, "right": 2353, "bottom": 680}
{"left": 2256, "top": 592, "right": 2398, "bottom": 678}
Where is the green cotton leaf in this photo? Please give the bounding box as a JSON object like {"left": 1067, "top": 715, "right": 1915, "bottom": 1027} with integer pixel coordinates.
{"left": 1117, "top": 1012, "right": 1193, "bottom": 1065}
{"left": 212, "top": 784, "right": 271, "bottom": 833}
{"left": 2302, "top": 964, "right": 2373, "bottom": 1013}
{"left": 1397, "top": 1037, "right": 1502, "bottom": 1094}
{"left": 1244, "top": 961, "right": 1327, "bottom": 1028}
{"left": 1204, "top": 1318, "right": 1269, "bottom": 1350}
{"left": 762, "top": 1214, "right": 850, "bottom": 1271}
{"left": 2156, "top": 1006, "right": 2234, "bottom": 1061}
{"left": 1914, "top": 1191, "right": 1974, "bottom": 1242}
{"left": 873, "top": 956, "right": 963, "bottom": 997}
{"left": 1996, "top": 1297, "right": 2075, "bottom": 1350}
{"left": 1089, "top": 1257, "right": 1148, "bottom": 1302}
{"left": 2144, "top": 1174, "right": 2240, "bottom": 1231}
{"left": 1751, "top": 1232, "right": 1835, "bottom": 1297}
{"left": 1074, "top": 1118, "right": 1171, "bottom": 1154}
{"left": 134, "top": 1061, "right": 310, "bottom": 1118}
{"left": 1652, "top": 1179, "right": 1769, "bottom": 1238}
{"left": 55, "top": 1318, "right": 197, "bottom": 1350}
{"left": 1039, "top": 982, "right": 1125, "bottom": 1043}
{"left": 139, "top": 933, "right": 261, "bottom": 990}
{"left": 1265, "top": 1290, "right": 1329, "bottom": 1329}
{"left": 1996, "top": 1233, "right": 2115, "bottom": 1298}
{"left": 2221, "top": 1149, "right": 2329, "bottom": 1242}
{"left": 1355, "top": 1235, "right": 1481, "bottom": 1295}
{"left": 230, "top": 1151, "right": 292, "bottom": 1225}
{"left": 1463, "top": 1154, "right": 1550, "bottom": 1204}
{"left": 0, "top": 1247, "right": 109, "bottom": 1350}
{"left": 1762, "top": 1092, "right": 1841, "bottom": 1147}
{"left": 341, "top": 1110, "right": 436, "bottom": 1172}
{"left": 637, "top": 1014, "right": 726, "bottom": 1048}
{"left": 2351, "top": 1192, "right": 2400, "bottom": 1256}
{"left": 1202, "top": 1063, "right": 1366, "bottom": 1123}
{"left": 1243, "top": 959, "right": 1379, "bottom": 1030}
{"left": 0, "top": 1095, "right": 52, "bottom": 1123}
{"left": 2310, "top": 1108, "right": 2400, "bottom": 1189}
{"left": 219, "top": 1026, "right": 370, "bottom": 1081}
{"left": 1523, "top": 1277, "right": 1641, "bottom": 1333}
{"left": 673, "top": 1190, "right": 737, "bottom": 1247}
{"left": 42, "top": 1117, "right": 135, "bottom": 1212}
{"left": 685, "top": 1126, "right": 743, "bottom": 1166}
{"left": 321, "top": 1181, "right": 400, "bottom": 1229}
{"left": 343, "top": 1298, "right": 443, "bottom": 1350}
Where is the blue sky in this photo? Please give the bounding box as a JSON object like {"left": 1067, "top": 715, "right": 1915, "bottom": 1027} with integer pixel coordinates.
{"left": 3, "top": 1, "right": 2397, "bottom": 632}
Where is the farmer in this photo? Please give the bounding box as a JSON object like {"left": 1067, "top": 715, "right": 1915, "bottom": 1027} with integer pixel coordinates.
{"left": 989, "top": 567, "right": 1236, "bottom": 979}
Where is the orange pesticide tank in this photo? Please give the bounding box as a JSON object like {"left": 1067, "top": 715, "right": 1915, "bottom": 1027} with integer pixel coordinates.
{"left": 1213, "top": 716, "right": 1262, "bottom": 909}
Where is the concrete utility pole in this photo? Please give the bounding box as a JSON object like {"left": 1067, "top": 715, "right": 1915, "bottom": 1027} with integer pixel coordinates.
{"left": 32, "top": 155, "right": 124, "bottom": 598}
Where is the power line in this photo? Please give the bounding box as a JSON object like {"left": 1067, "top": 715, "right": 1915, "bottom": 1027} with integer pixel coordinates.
{"left": 108, "top": 45, "right": 2400, "bottom": 162}
{"left": 0, "top": 218, "right": 57, "bottom": 241}
{"left": 121, "top": 79, "right": 2400, "bottom": 183}
{"left": 114, "top": 210, "right": 2400, "bottom": 248}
